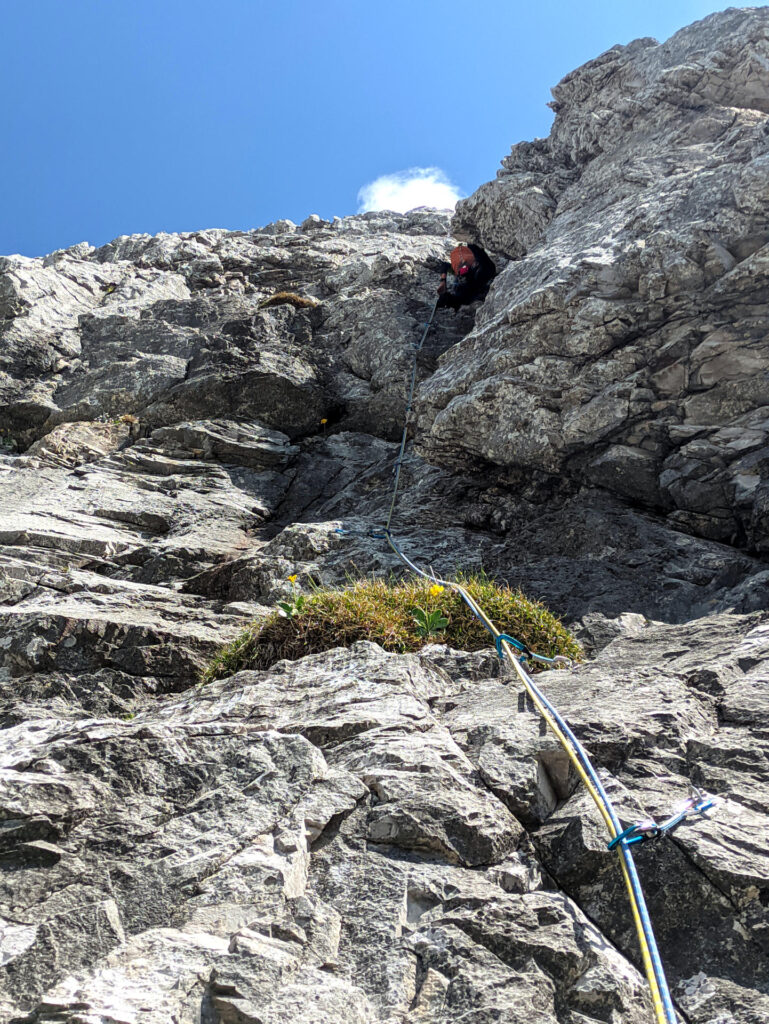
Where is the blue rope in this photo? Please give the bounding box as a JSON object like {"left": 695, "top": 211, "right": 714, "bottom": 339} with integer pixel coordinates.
{"left": 383, "top": 523, "right": 678, "bottom": 1022}
{"left": 516, "top": 656, "right": 678, "bottom": 1024}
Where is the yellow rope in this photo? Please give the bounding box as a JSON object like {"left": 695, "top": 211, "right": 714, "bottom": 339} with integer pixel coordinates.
{"left": 500, "top": 640, "right": 669, "bottom": 1024}
{"left": 384, "top": 541, "right": 673, "bottom": 1024}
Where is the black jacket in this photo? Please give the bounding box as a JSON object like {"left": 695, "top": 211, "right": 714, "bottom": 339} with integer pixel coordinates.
{"left": 437, "top": 244, "right": 496, "bottom": 309}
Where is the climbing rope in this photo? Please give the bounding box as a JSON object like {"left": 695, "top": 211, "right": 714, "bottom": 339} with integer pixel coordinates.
{"left": 381, "top": 524, "right": 676, "bottom": 1022}
{"left": 338, "top": 295, "right": 716, "bottom": 1024}
{"left": 385, "top": 297, "right": 439, "bottom": 531}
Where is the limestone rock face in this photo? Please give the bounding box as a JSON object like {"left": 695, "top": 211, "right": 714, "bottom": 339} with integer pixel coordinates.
{"left": 430, "top": 7, "right": 769, "bottom": 551}
{"left": 1, "top": 8, "right": 769, "bottom": 1023}
{"left": 0, "top": 211, "right": 466, "bottom": 449}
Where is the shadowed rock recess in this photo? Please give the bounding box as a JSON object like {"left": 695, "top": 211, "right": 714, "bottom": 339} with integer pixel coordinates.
{"left": 1, "top": 10, "right": 769, "bottom": 1023}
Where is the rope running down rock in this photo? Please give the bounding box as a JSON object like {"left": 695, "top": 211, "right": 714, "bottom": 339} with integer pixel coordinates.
{"left": 357, "top": 297, "right": 682, "bottom": 1024}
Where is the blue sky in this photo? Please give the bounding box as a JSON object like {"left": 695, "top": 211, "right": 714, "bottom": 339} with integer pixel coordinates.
{"left": 1, "top": 0, "right": 736, "bottom": 256}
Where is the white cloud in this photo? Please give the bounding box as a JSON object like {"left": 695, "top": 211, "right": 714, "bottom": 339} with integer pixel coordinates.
{"left": 357, "top": 167, "right": 463, "bottom": 213}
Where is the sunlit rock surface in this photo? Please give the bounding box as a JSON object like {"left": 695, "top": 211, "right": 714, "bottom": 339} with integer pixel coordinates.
{"left": 1, "top": 9, "right": 769, "bottom": 1023}
{"left": 436, "top": 7, "right": 769, "bottom": 552}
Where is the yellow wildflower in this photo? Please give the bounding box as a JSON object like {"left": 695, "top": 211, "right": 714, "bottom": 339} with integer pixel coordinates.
{"left": 287, "top": 574, "right": 298, "bottom": 584}
{"left": 429, "top": 584, "right": 444, "bottom": 597}
{"left": 320, "top": 418, "right": 328, "bottom": 425}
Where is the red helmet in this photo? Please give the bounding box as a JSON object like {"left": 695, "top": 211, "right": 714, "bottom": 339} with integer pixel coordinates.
{"left": 450, "top": 244, "right": 475, "bottom": 275}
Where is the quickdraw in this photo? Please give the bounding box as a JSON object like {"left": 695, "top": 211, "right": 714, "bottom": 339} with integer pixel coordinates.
{"left": 608, "top": 792, "right": 717, "bottom": 851}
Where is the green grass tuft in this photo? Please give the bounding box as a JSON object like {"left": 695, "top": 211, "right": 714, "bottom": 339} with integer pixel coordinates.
{"left": 204, "top": 573, "right": 582, "bottom": 682}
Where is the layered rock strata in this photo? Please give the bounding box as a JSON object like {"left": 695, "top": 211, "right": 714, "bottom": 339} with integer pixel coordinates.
{"left": 0, "top": 8, "right": 768, "bottom": 1023}
{"left": 438, "top": 7, "right": 769, "bottom": 551}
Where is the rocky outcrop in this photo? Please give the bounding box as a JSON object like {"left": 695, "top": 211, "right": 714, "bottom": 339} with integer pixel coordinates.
{"left": 0, "top": 211, "right": 462, "bottom": 448}
{"left": 432, "top": 7, "right": 769, "bottom": 551}
{"left": 1, "top": 8, "right": 769, "bottom": 1023}
{"left": 1, "top": 632, "right": 768, "bottom": 1023}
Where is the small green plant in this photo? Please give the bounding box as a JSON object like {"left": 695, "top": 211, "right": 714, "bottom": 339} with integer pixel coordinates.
{"left": 277, "top": 575, "right": 308, "bottom": 619}
{"left": 411, "top": 606, "right": 449, "bottom": 638}
{"left": 204, "top": 572, "right": 582, "bottom": 682}
{"left": 411, "top": 584, "right": 449, "bottom": 637}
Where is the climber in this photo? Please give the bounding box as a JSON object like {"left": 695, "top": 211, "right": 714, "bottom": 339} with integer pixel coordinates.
{"left": 436, "top": 243, "right": 496, "bottom": 310}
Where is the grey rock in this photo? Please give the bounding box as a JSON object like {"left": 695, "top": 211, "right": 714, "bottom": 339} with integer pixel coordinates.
{"left": 2, "top": 10, "right": 769, "bottom": 1023}
{"left": 420, "top": 7, "right": 769, "bottom": 551}
{"left": 25, "top": 420, "right": 134, "bottom": 468}
{"left": 150, "top": 418, "right": 297, "bottom": 469}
